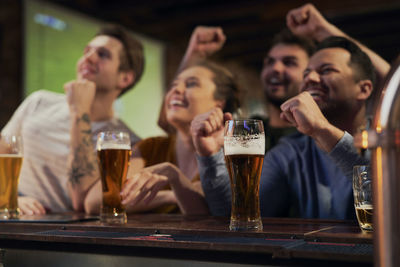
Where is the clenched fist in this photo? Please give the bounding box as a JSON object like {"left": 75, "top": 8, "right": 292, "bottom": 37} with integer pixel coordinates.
{"left": 187, "top": 26, "right": 226, "bottom": 58}
{"left": 190, "top": 108, "right": 232, "bottom": 156}
{"left": 287, "top": 3, "right": 341, "bottom": 42}
{"left": 64, "top": 79, "right": 96, "bottom": 116}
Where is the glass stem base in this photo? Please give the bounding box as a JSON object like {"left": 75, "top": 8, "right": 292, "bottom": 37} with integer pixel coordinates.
{"left": 229, "top": 218, "right": 263, "bottom": 231}
{"left": 8, "top": 208, "right": 19, "bottom": 219}
{"left": 100, "top": 209, "right": 127, "bottom": 224}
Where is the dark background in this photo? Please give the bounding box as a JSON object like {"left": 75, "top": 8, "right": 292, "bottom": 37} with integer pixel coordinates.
{"left": 1, "top": 0, "right": 399, "bottom": 128}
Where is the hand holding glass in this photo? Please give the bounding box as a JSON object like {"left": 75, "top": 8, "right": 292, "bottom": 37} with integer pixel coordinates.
{"left": 97, "top": 131, "right": 131, "bottom": 224}
{"left": 224, "top": 119, "right": 265, "bottom": 231}
{"left": 0, "top": 135, "right": 23, "bottom": 219}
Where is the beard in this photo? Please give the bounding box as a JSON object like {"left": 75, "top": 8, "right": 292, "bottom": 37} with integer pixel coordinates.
{"left": 319, "top": 99, "right": 354, "bottom": 126}
{"left": 265, "top": 93, "right": 288, "bottom": 107}
{"left": 264, "top": 83, "right": 299, "bottom": 108}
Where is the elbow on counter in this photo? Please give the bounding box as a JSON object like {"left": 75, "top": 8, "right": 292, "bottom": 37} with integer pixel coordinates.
{"left": 83, "top": 196, "right": 100, "bottom": 215}
{"left": 82, "top": 183, "right": 102, "bottom": 215}
{"left": 67, "top": 179, "right": 101, "bottom": 214}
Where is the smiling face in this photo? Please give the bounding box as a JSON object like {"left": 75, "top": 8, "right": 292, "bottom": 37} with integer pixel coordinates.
{"left": 165, "top": 66, "right": 223, "bottom": 129}
{"left": 301, "top": 47, "right": 363, "bottom": 119}
{"left": 260, "top": 44, "right": 309, "bottom": 106}
{"left": 76, "top": 35, "right": 126, "bottom": 94}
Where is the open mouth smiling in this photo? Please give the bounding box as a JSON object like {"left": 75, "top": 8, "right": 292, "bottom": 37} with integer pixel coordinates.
{"left": 169, "top": 99, "right": 188, "bottom": 108}
{"left": 304, "top": 87, "right": 328, "bottom": 102}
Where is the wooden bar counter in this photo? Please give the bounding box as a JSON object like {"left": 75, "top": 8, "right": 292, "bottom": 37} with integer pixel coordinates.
{"left": 0, "top": 214, "right": 372, "bottom": 266}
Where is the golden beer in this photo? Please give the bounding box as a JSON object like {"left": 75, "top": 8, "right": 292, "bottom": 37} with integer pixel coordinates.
{"left": 0, "top": 154, "right": 23, "bottom": 219}
{"left": 353, "top": 165, "right": 373, "bottom": 232}
{"left": 224, "top": 119, "right": 265, "bottom": 231}
{"left": 97, "top": 148, "right": 131, "bottom": 224}
{"left": 355, "top": 204, "right": 373, "bottom": 232}
{"left": 225, "top": 154, "right": 264, "bottom": 230}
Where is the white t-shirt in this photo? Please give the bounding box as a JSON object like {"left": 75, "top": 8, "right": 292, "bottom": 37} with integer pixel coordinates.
{"left": 2, "top": 90, "right": 140, "bottom": 212}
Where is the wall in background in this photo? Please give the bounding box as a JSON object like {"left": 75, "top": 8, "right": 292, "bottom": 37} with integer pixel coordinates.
{"left": 0, "top": 1, "right": 23, "bottom": 129}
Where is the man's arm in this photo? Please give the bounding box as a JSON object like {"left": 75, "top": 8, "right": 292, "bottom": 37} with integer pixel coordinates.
{"left": 280, "top": 91, "right": 345, "bottom": 153}
{"left": 287, "top": 3, "right": 390, "bottom": 85}
{"left": 64, "top": 80, "right": 100, "bottom": 211}
{"left": 329, "top": 132, "right": 370, "bottom": 180}
{"left": 280, "top": 92, "right": 370, "bottom": 175}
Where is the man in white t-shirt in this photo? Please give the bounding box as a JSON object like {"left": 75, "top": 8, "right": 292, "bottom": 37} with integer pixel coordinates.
{"left": 1, "top": 25, "right": 144, "bottom": 214}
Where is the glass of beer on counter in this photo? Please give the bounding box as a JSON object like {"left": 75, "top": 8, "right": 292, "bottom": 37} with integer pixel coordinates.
{"left": 353, "top": 165, "right": 373, "bottom": 232}
{"left": 97, "top": 131, "right": 131, "bottom": 224}
{"left": 0, "top": 134, "right": 23, "bottom": 219}
{"left": 224, "top": 119, "right": 265, "bottom": 231}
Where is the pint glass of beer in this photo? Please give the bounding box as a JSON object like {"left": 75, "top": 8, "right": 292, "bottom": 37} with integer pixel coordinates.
{"left": 353, "top": 165, "right": 373, "bottom": 232}
{"left": 0, "top": 135, "right": 23, "bottom": 219}
{"left": 224, "top": 119, "right": 265, "bottom": 231}
{"left": 97, "top": 131, "right": 131, "bottom": 224}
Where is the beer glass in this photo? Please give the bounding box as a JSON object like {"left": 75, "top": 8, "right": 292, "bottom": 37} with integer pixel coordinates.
{"left": 224, "top": 119, "right": 265, "bottom": 231}
{"left": 96, "top": 131, "right": 131, "bottom": 224}
{"left": 353, "top": 165, "right": 373, "bottom": 232}
{"left": 0, "top": 135, "right": 23, "bottom": 219}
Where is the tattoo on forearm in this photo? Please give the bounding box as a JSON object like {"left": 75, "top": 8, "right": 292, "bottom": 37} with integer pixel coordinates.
{"left": 80, "top": 113, "right": 91, "bottom": 124}
{"left": 69, "top": 147, "right": 96, "bottom": 185}
{"left": 69, "top": 112, "right": 97, "bottom": 186}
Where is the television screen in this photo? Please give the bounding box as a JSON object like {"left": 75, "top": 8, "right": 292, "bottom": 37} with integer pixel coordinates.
{"left": 24, "top": 0, "right": 166, "bottom": 138}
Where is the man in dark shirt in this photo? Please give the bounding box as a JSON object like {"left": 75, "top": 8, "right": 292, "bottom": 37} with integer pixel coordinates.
{"left": 193, "top": 37, "right": 375, "bottom": 219}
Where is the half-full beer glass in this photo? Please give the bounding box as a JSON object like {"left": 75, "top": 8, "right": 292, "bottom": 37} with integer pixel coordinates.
{"left": 224, "top": 119, "right": 265, "bottom": 231}
{"left": 353, "top": 165, "right": 373, "bottom": 232}
{"left": 0, "top": 135, "right": 23, "bottom": 219}
{"left": 97, "top": 131, "right": 131, "bottom": 224}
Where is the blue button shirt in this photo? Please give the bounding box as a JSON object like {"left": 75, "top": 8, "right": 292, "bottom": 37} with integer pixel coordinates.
{"left": 197, "top": 132, "right": 368, "bottom": 219}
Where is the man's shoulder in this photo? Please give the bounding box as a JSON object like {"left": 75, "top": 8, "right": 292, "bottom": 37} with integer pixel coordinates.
{"left": 26, "top": 90, "right": 65, "bottom": 105}
{"left": 29, "top": 90, "right": 64, "bottom": 98}
{"left": 15, "top": 90, "right": 65, "bottom": 116}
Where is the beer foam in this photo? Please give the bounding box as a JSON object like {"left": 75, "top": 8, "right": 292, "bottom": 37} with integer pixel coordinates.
{"left": 224, "top": 136, "right": 265, "bottom": 155}
{"left": 0, "top": 154, "right": 23, "bottom": 158}
{"left": 97, "top": 143, "right": 131, "bottom": 150}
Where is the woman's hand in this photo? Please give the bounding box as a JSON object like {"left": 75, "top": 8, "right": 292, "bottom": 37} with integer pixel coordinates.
{"left": 121, "top": 162, "right": 209, "bottom": 215}
{"left": 18, "top": 196, "right": 46, "bottom": 215}
{"left": 121, "top": 162, "right": 175, "bottom": 208}
{"left": 121, "top": 170, "right": 169, "bottom": 207}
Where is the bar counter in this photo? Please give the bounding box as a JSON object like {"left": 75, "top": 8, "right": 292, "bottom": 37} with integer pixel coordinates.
{"left": 0, "top": 214, "right": 372, "bottom": 266}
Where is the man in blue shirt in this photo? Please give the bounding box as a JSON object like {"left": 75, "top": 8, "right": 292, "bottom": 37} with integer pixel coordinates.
{"left": 191, "top": 36, "right": 375, "bottom": 219}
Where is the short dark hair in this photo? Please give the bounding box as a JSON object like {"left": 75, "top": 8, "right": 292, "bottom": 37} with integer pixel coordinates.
{"left": 269, "top": 28, "right": 316, "bottom": 57}
{"left": 193, "top": 60, "right": 241, "bottom": 114}
{"left": 97, "top": 24, "right": 145, "bottom": 96}
{"left": 316, "top": 36, "right": 376, "bottom": 86}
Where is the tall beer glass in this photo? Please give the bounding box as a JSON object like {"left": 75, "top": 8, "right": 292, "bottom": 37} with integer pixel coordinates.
{"left": 224, "top": 119, "right": 265, "bottom": 231}
{"left": 0, "top": 135, "right": 23, "bottom": 219}
{"left": 97, "top": 131, "right": 131, "bottom": 224}
{"left": 353, "top": 165, "right": 373, "bottom": 232}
